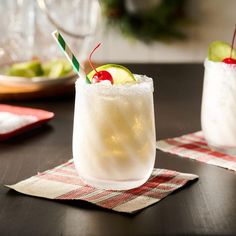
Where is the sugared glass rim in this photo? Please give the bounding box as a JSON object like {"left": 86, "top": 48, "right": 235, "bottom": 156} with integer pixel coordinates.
{"left": 204, "top": 58, "right": 236, "bottom": 69}
{"left": 75, "top": 74, "right": 154, "bottom": 95}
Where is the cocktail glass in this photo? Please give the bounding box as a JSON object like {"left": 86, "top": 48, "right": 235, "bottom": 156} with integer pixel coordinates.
{"left": 201, "top": 59, "right": 236, "bottom": 156}
{"left": 73, "top": 74, "right": 156, "bottom": 190}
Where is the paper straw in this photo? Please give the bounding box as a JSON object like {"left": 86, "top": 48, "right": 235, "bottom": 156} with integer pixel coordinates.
{"left": 52, "top": 30, "right": 91, "bottom": 84}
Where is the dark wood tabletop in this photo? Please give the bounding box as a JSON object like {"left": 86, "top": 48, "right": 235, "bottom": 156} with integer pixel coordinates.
{"left": 0, "top": 63, "right": 235, "bottom": 236}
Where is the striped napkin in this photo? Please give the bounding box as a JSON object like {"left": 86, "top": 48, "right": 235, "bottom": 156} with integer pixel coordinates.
{"left": 6, "top": 159, "right": 198, "bottom": 213}
{"left": 157, "top": 131, "right": 236, "bottom": 172}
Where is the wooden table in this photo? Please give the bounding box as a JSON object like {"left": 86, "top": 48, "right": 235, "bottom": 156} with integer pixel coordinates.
{"left": 0, "top": 64, "right": 235, "bottom": 236}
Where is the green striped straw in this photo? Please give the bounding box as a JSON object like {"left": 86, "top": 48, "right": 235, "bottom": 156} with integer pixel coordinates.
{"left": 52, "top": 30, "right": 91, "bottom": 84}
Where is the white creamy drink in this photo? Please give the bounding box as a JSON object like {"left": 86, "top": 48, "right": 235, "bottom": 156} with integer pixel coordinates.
{"left": 73, "top": 75, "right": 156, "bottom": 190}
{"left": 201, "top": 59, "right": 236, "bottom": 155}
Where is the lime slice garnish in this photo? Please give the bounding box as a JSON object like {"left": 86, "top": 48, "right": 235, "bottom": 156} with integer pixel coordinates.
{"left": 87, "top": 64, "right": 136, "bottom": 84}
{"left": 208, "top": 41, "right": 236, "bottom": 62}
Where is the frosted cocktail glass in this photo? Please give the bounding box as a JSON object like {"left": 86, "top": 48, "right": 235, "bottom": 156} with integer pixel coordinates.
{"left": 73, "top": 75, "right": 156, "bottom": 190}
{"left": 201, "top": 59, "right": 236, "bottom": 156}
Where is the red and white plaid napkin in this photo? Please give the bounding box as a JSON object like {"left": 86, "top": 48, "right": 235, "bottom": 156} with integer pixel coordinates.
{"left": 156, "top": 131, "right": 236, "bottom": 172}
{"left": 6, "top": 159, "right": 198, "bottom": 213}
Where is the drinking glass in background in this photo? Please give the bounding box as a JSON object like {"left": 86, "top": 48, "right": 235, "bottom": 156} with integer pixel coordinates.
{"left": 0, "top": 0, "right": 100, "bottom": 66}
{"left": 201, "top": 59, "right": 236, "bottom": 156}
{"left": 0, "top": 0, "right": 36, "bottom": 64}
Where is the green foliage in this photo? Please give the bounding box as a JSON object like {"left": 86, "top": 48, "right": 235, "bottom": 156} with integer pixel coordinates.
{"left": 101, "top": 0, "right": 188, "bottom": 42}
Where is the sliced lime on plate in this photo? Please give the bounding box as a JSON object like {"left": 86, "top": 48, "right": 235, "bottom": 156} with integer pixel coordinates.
{"left": 87, "top": 64, "right": 136, "bottom": 84}
{"left": 208, "top": 41, "right": 236, "bottom": 62}
{"left": 7, "top": 60, "right": 44, "bottom": 77}
{"left": 5, "top": 59, "right": 73, "bottom": 79}
{"left": 42, "top": 59, "right": 72, "bottom": 78}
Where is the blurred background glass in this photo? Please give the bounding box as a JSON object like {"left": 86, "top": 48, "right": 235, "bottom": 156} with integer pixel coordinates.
{"left": 0, "top": 0, "right": 100, "bottom": 66}
{"left": 0, "top": 0, "right": 235, "bottom": 65}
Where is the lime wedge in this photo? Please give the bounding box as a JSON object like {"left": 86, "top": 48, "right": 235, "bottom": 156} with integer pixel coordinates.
{"left": 7, "top": 60, "right": 43, "bottom": 78}
{"left": 10, "top": 60, "right": 44, "bottom": 77}
{"left": 6, "top": 59, "right": 73, "bottom": 78}
{"left": 7, "top": 68, "right": 36, "bottom": 78}
{"left": 208, "top": 41, "right": 236, "bottom": 62}
{"left": 87, "top": 64, "right": 136, "bottom": 84}
{"left": 42, "top": 59, "right": 72, "bottom": 78}
{"left": 48, "top": 63, "right": 64, "bottom": 78}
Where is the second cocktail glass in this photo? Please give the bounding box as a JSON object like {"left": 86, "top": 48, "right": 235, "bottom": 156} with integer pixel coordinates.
{"left": 201, "top": 59, "right": 236, "bottom": 155}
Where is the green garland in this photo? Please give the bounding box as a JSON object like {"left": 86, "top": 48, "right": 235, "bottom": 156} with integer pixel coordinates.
{"left": 101, "top": 0, "right": 188, "bottom": 42}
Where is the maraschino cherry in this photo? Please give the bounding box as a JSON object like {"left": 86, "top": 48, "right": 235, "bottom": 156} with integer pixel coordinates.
{"left": 222, "top": 25, "right": 236, "bottom": 64}
{"left": 89, "top": 43, "right": 113, "bottom": 84}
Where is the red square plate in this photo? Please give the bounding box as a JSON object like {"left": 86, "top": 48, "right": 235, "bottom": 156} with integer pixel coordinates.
{"left": 0, "top": 104, "right": 54, "bottom": 141}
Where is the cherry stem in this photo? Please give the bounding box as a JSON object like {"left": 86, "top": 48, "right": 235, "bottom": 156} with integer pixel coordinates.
{"left": 88, "top": 43, "right": 101, "bottom": 73}
{"left": 230, "top": 25, "right": 236, "bottom": 58}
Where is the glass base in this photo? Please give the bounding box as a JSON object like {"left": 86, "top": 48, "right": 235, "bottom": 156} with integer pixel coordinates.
{"left": 78, "top": 172, "right": 151, "bottom": 190}
{"left": 208, "top": 143, "right": 236, "bottom": 157}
